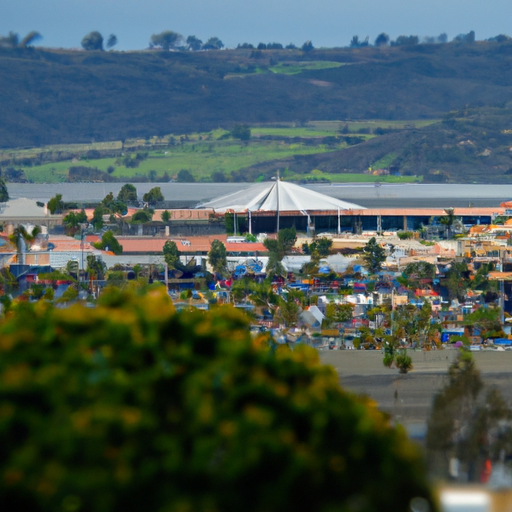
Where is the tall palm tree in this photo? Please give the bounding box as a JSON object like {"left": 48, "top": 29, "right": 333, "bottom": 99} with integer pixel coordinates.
{"left": 439, "top": 207, "right": 456, "bottom": 239}
{"left": 9, "top": 225, "right": 41, "bottom": 265}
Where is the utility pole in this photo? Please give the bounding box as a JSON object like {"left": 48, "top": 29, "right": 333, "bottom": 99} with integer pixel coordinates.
{"left": 276, "top": 169, "right": 280, "bottom": 233}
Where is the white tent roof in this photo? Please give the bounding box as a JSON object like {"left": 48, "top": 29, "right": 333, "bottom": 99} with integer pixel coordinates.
{"left": 197, "top": 181, "right": 365, "bottom": 213}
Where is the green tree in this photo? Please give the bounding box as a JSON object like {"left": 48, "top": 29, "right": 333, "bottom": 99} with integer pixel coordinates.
{"left": 81, "top": 31, "right": 104, "bottom": 51}
{"left": 439, "top": 207, "right": 456, "bottom": 239}
{"left": 302, "top": 40, "right": 314, "bottom": 52}
{"left": 444, "top": 261, "right": 470, "bottom": 301}
{"left": 62, "top": 210, "right": 88, "bottom": 234}
{"left": 386, "top": 302, "right": 437, "bottom": 351}
{"left": 9, "top": 225, "right": 41, "bottom": 265}
{"left": 403, "top": 261, "right": 436, "bottom": 289}
{"left": 92, "top": 205, "right": 105, "bottom": 230}
{"left": 161, "top": 210, "right": 171, "bottom": 223}
{"left": 462, "top": 307, "right": 503, "bottom": 339}
{"left": 101, "top": 192, "right": 127, "bottom": 215}
{"left": 276, "top": 289, "right": 304, "bottom": 327}
{"left": 117, "top": 183, "right": 138, "bottom": 204}
{"left": 264, "top": 227, "right": 297, "bottom": 278}
{"left": 143, "top": 187, "right": 164, "bottom": 205}
{"left": 392, "top": 35, "right": 419, "bottom": 46}
{"left": 0, "top": 177, "right": 9, "bottom": 202}
{"left": 316, "top": 237, "right": 333, "bottom": 257}
{"left": 163, "top": 240, "right": 180, "bottom": 270}
{"left": 150, "top": 30, "right": 183, "bottom": 50}
{"left": 106, "top": 34, "right": 118, "bottom": 49}
{"left": 211, "top": 171, "right": 227, "bottom": 182}
{"left": 131, "top": 209, "right": 154, "bottom": 224}
{"left": 93, "top": 230, "right": 123, "bottom": 255}
{"left": 362, "top": 237, "right": 386, "bottom": 273}
{"left": 186, "top": 35, "right": 203, "bottom": 51}
{"left": 177, "top": 169, "right": 195, "bottom": 182}
{"left": 208, "top": 239, "right": 227, "bottom": 274}
{"left": 0, "top": 31, "right": 19, "bottom": 47}
{"left": 0, "top": 287, "right": 437, "bottom": 512}
{"left": 374, "top": 33, "right": 390, "bottom": 46}
{"left": 323, "top": 303, "right": 353, "bottom": 328}
{"left": 47, "top": 193, "right": 64, "bottom": 214}
{"left": 231, "top": 124, "right": 251, "bottom": 141}
{"left": 203, "top": 37, "right": 224, "bottom": 50}
{"left": 86, "top": 254, "right": 106, "bottom": 280}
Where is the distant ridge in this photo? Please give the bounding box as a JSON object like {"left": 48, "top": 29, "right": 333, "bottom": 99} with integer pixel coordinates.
{"left": 4, "top": 41, "right": 512, "bottom": 148}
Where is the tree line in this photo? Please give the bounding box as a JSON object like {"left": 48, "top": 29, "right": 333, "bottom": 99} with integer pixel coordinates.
{"left": 349, "top": 29, "right": 509, "bottom": 48}
{"left": 3, "top": 28, "right": 512, "bottom": 52}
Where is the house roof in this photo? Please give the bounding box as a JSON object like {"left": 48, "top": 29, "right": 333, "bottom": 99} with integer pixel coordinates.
{"left": 115, "top": 235, "right": 266, "bottom": 254}
{"left": 197, "top": 181, "right": 365, "bottom": 213}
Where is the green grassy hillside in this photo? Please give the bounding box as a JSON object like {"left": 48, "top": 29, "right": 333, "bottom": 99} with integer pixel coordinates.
{"left": 232, "top": 107, "right": 512, "bottom": 183}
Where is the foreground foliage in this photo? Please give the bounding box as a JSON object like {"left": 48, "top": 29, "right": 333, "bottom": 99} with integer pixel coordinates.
{"left": 0, "top": 286, "right": 437, "bottom": 512}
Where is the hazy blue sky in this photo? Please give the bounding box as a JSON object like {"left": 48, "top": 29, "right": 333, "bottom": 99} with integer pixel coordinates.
{"left": 3, "top": 0, "right": 512, "bottom": 50}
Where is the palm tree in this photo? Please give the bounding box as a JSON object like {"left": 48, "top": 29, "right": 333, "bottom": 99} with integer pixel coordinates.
{"left": 439, "top": 207, "right": 456, "bottom": 239}
{"left": 9, "top": 225, "right": 41, "bottom": 265}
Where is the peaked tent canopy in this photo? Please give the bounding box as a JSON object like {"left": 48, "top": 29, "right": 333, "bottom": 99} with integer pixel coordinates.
{"left": 197, "top": 181, "right": 365, "bottom": 213}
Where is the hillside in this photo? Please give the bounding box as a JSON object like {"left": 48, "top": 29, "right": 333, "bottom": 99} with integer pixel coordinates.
{"left": 4, "top": 41, "right": 512, "bottom": 149}
{"left": 247, "top": 106, "right": 512, "bottom": 184}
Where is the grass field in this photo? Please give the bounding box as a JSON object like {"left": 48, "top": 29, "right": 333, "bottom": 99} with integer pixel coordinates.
{"left": 269, "top": 61, "right": 344, "bottom": 75}
{"left": 10, "top": 120, "right": 435, "bottom": 183}
{"left": 23, "top": 139, "right": 348, "bottom": 183}
{"left": 284, "top": 169, "right": 422, "bottom": 184}
{"left": 252, "top": 127, "right": 345, "bottom": 138}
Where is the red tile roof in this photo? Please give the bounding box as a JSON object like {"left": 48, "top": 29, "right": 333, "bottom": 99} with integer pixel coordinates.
{"left": 115, "top": 235, "right": 266, "bottom": 254}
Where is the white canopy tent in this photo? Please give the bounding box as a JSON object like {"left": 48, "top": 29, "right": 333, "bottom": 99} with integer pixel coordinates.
{"left": 197, "top": 181, "right": 364, "bottom": 213}
{"left": 197, "top": 180, "right": 365, "bottom": 234}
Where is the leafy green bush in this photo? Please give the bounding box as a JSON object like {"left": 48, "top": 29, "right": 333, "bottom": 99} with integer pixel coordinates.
{"left": 383, "top": 352, "right": 394, "bottom": 368}
{"left": 0, "top": 286, "right": 436, "bottom": 512}
{"left": 395, "top": 349, "right": 413, "bottom": 373}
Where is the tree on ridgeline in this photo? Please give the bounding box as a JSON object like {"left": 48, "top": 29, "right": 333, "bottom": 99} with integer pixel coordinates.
{"left": 81, "top": 31, "right": 104, "bottom": 51}
{"left": 301, "top": 40, "right": 314, "bottom": 52}
{"left": 106, "top": 34, "right": 118, "bottom": 49}
{"left": 203, "top": 37, "right": 224, "bottom": 50}
{"left": 150, "top": 31, "right": 183, "bottom": 50}
{"left": 391, "top": 35, "right": 419, "bottom": 46}
{"left": 186, "top": 35, "right": 203, "bottom": 51}
{"left": 375, "top": 33, "right": 390, "bottom": 46}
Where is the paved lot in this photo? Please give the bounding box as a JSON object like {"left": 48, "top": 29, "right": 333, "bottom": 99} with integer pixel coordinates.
{"left": 318, "top": 350, "right": 512, "bottom": 433}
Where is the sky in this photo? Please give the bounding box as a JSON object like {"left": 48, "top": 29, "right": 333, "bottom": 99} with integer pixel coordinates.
{"left": 3, "top": 0, "right": 512, "bottom": 50}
